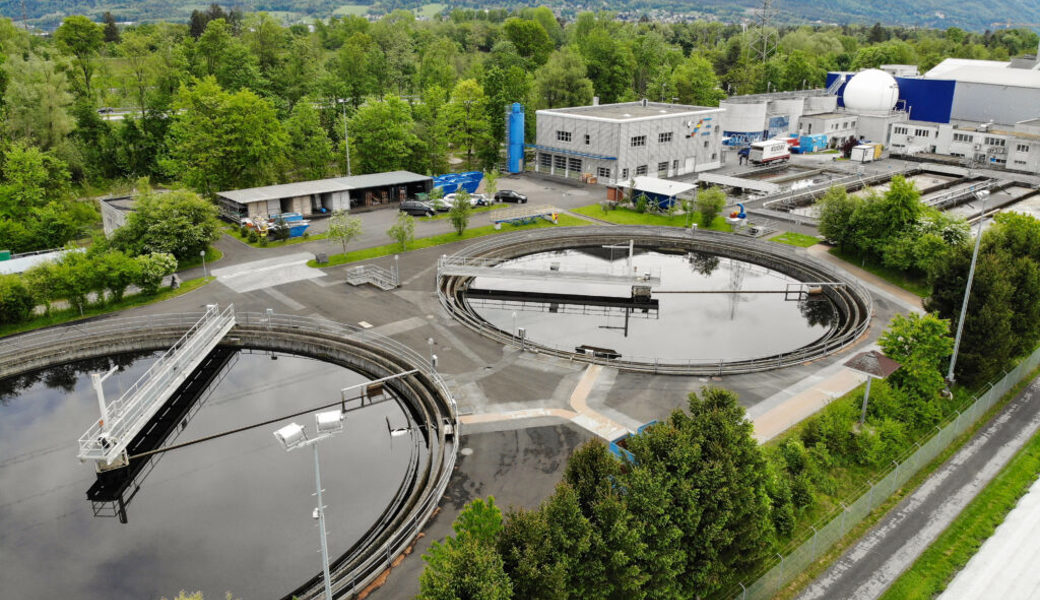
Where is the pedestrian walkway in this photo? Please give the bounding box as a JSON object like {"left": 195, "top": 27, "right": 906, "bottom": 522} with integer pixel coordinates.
{"left": 797, "top": 376, "right": 1040, "bottom": 600}
{"left": 210, "top": 252, "right": 327, "bottom": 293}
{"left": 460, "top": 364, "right": 631, "bottom": 440}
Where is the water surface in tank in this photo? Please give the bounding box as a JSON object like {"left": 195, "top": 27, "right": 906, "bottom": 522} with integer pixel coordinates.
{"left": 0, "top": 350, "right": 417, "bottom": 599}
{"left": 467, "top": 248, "right": 837, "bottom": 362}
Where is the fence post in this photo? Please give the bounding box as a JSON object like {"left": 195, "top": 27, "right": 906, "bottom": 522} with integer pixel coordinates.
{"left": 775, "top": 553, "right": 784, "bottom": 595}
{"left": 739, "top": 582, "right": 748, "bottom": 600}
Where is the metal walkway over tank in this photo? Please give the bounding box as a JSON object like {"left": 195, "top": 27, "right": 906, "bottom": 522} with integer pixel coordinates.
{"left": 77, "top": 304, "right": 237, "bottom": 468}
{"left": 438, "top": 255, "right": 662, "bottom": 286}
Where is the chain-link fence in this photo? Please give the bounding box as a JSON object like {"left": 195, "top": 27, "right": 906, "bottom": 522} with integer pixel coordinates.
{"left": 730, "top": 343, "right": 1040, "bottom": 600}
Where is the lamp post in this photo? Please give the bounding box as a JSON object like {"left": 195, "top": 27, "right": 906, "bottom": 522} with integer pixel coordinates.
{"left": 844, "top": 350, "right": 901, "bottom": 425}
{"left": 200, "top": 249, "right": 207, "bottom": 278}
{"left": 947, "top": 189, "right": 990, "bottom": 386}
{"left": 338, "top": 98, "right": 352, "bottom": 177}
{"left": 273, "top": 409, "right": 345, "bottom": 600}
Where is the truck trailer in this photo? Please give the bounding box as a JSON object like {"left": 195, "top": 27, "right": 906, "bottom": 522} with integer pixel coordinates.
{"left": 746, "top": 140, "right": 791, "bottom": 165}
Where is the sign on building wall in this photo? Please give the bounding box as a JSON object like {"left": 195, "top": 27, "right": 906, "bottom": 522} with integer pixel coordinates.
{"left": 768, "top": 116, "right": 790, "bottom": 139}
{"left": 723, "top": 130, "right": 767, "bottom": 146}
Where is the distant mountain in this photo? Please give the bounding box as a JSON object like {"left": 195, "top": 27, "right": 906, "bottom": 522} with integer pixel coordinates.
{"left": 4, "top": 0, "right": 1040, "bottom": 32}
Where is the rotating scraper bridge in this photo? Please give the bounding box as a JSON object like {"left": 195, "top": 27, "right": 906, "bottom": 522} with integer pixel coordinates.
{"left": 438, "top": 226, "right": 873, "bottom": 375}
{"left": 0, "top": 311, "right": 458, "bottom": 600}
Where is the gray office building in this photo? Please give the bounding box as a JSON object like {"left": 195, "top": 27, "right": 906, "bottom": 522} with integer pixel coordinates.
{"left": 532, "top": 101, "right": 724, "bottom": 185}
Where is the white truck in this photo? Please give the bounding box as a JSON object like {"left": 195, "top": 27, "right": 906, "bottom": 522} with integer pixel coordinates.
{"left": 746, "top": 140, "right": 791, "bottom": 165}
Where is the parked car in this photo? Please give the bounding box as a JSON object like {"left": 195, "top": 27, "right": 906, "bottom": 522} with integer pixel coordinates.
{"left": 399, "top": 199, "right": 436, "bottom": 217}
{"left": 444, "top": 193, "right": 490, "bottom": 207}
{"left": 494, "top": 190, "right": 527, "bottom": 203}
{"left": 430, "top": 197, "right": 452, "bottom": 212}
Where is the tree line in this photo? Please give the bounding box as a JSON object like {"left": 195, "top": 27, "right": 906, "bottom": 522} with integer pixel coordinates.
{"left": 2, "top": 7, "right": 1037, "bottom": 250}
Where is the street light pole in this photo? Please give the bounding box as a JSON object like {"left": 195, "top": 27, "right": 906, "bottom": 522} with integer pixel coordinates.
{"left": 339, "top": 99, "right": 351, "bottom": 177}
{"left": 200, "top": 249, "right": 207, "bottom": 278}
{"left": 313, "top": 442, "right": 333, "bottom": 600}
{"left": 274, "top": 410, "right": 345, "bottom": 600}
{"left": 947, "top": 190, "right": 989, "bottom": 385}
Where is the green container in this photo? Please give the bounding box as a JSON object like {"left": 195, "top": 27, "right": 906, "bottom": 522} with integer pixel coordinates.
{"left": 0, "top": 250, "right": 10, "bottom": 261}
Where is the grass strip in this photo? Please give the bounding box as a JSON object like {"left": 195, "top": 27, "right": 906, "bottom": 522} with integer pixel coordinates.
{"left": 571, "top": 204, "right": 733, "bottom": 232}
{"left": 828, "top": 246, "right": 931, "bottom": 298}
{"left": 772, "top": 360, "right": 1040, "bottom": 600}
{"left": 175, "top": 246, "right": 223, "bottom": 271}
{"left": 0, "top": 277, "right": 215, "bottom": 338}
{"left": 878, "top": 424, "right": 1040, "bottom": 600}
{"left": 770, "top": 232, "right": 821, "bottom": 247}
{"left": 308, "top": 214, "right": 591, "bottom": 268}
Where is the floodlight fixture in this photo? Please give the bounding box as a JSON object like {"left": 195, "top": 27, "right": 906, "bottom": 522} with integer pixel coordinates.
{"left": 273, "top": 422, "right": 307, "bottom": 450}
{"left": 315, "top": 410, "right": 344, "bottom": 435}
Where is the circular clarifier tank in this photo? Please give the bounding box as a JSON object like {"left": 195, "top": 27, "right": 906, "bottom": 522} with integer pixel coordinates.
{"left": 439, "top": 227, "right": 872, "bottom": 374}
{"left": 468, "top": 248, "right": 836, "bottom": 361}
{"left": 0, "top": 350, "right": 422, "bottom": 599}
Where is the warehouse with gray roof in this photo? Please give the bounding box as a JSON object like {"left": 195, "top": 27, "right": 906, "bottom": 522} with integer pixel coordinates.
{"left": 216, "top": 171, "right": 433, "bottom": 221}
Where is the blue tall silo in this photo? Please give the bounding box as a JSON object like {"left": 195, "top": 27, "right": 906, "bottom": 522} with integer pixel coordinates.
{"left": 507, "top": 103, "right": 525, "bottom": 174}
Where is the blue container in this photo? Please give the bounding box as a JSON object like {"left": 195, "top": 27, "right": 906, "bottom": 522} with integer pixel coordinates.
{"left": 507, "top": 103, "right": 525, "bottom": 174}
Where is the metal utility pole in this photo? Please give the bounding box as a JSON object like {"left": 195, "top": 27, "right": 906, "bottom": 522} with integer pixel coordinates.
{"left": 339, "top": 99, "right": 352, "bottom": 177}
{"left": 947, "top": 190, "right": 990, "bottom": 385}
{"left": 312, "top": 442, "right": 333, "bottom": 600}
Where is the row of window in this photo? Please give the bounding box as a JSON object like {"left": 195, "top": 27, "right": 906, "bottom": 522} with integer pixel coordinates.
{"left": 553, "top": 131, "right": 682, "bottom": 146}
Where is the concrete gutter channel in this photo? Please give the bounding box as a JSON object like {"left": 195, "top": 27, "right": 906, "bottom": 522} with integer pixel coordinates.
{"left": 437, "top": 226, "right": 873, "bottom": 375}
{"left": 0, "top": 312, "right": 459, "bottom": 600}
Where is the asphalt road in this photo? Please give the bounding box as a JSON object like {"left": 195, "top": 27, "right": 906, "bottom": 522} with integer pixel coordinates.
{"left": 798, "top": 375, "right": 1040, "bottom": 600}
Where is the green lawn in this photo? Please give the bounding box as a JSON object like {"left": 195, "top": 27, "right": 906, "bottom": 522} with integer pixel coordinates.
{"left": 176, "top": 246, "right": 223, "bottom": 271}
{"left": 828, "top": 246, "right": 932, "bottom": 298}
{"left": 0, "top": 277, "right": 215, "bottom": 338}
{"left": 572, "top": 204, "right": 733, "bottom": 232}
{"left": 309, "top": 214, "right": 591, "bottom": 268}
{"left": 418, "top": 3, "right": 447, "bottom": 18}
{"left": 225, "top": 226, "right": 329, "bottom": 248}
{"left": 770, "top": 232, "right": 821, "bottom": 247}
{"left": 879, "top": 426, "right": 1040, "bottom": 600}
{"left": 332, "top": 4, "right": 369, "bottom": 16}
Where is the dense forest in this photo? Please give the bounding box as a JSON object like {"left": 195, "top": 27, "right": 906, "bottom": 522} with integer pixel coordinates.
{"left": 0, "top": 4, "right": 1037, "bottom": 256}
{"left": 5, "top": 0, "right": 1040, "bottom": 32}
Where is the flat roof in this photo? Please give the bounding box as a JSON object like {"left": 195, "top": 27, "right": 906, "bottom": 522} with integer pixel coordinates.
{"left": 923, "top": 58, "right": 1040, "bottom": 89}
{"left": 616, "top": 176, "right": 696, "bottom": 198}
{"left": 538, "top": 101, "right": 721, "bottom": 123}
{"left": 218, "top": 171, "right": 431, "bottom": 205}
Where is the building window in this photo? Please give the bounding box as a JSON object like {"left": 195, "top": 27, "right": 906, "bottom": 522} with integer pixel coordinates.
{"left": 914, "top": 128, "right": 930, "bottom": 137}
{"left": 672, "top": 159, "right": 679, "bottom": 170}
{"left": 657, "top": 161, "right": 669, "bottom": 175}
{"left": 584, "top": 133, "right": 590, "bottom": 145}
{"left": 621, "top": 168, "right": 629, "bottom": 180}
{"left": 539, "top": 153, "right": 551, "bottom": 167}
{"left": 597, "top": 167, "right": 611, "bottom": 178}
{"left": 985, "top": 137, "right": 1006, "bottom": 147}
{"left": 553, "top": 155, "right": 567, "bottom": 169}
{"left": 556, "top": 131, "right": 572, "bottom": 142}
{"left": 659, "top": 132, "right": 673, "bottom": 143}
{"left": 712, "top": 152, "right": 717, "bottom": 160}
{"left": 635, "top": 165, "right": 648, "bottom": 176}
{"left": 1017, "top": 144, "right": 1030, "bottom": 152}
{"left": 631, "top": 135, "right": 647, "bottom": 147}
{"left": 894, "top": 126, "right": 909, "bottom": 135}
{"left": 568, "top": 157, "right": 582, "bottom": 171}
{"left": 953, "top": 133, "right": 973, "bottom": 142}
{"left": 852, "top": 120, "right": 857, "bottom": 127}
{"left": 843, "top": 122, "right": 849, "bottom": 129}
{"left": 704, "top": 140, "right": 709, "bottom": 148}
{"left": 1015, "top": 160, "right": 1027, "bottom": 165}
